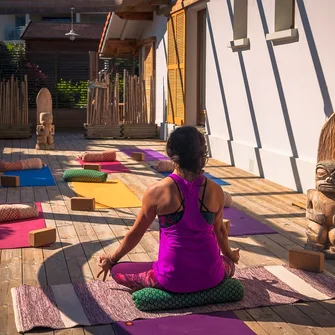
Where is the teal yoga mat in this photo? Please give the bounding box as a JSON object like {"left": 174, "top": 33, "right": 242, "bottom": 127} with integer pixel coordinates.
{"left": 4, "top": 166, "right": 56, "bottom": 187}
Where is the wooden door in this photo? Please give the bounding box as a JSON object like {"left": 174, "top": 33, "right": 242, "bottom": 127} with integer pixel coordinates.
{"left": 167, "top": 9, "right": 186, "bottom": 125}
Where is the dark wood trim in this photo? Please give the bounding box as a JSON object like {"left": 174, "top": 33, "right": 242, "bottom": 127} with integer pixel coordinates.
{"left": 137, "top": 36, "right": 156, "bottom": 47}
{"left": 116, "top": 12, "right": 153, "bottom": 20}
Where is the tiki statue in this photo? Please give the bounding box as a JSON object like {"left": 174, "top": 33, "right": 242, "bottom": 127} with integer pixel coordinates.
{"left": 35, "top": 88, "right": 55, "bottom": 150}
{"left": 306, "top": 113, "right": 335, "bottom": 258}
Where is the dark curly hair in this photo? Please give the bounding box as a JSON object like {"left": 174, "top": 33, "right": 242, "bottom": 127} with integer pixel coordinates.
{"left": 166, "top": 126, "right": 208, "bottom": 175}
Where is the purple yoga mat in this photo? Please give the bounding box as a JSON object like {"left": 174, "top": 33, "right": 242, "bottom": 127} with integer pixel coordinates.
{"left": 120, "top": 148, "right": 169, "bottom": 161}
{"left": 113, "top": 312, "right": 255, "bottom": 335}
{"left": 224, "top": 207, "right": 277, "bottom": 236}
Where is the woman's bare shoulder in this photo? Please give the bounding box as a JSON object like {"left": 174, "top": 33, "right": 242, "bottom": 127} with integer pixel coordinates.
{"left": 146, "top": 177, "right": 174, "bottom": 195}
{"left": 206, "top": 178, "right": 225, "bottom": 198}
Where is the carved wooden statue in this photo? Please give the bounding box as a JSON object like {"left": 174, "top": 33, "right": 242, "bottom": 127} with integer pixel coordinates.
{"left": 306, "top": 113, "right": 335, "bottom": 258}
{"left": 35, "top": 88, "right": 55, "bottom": 150}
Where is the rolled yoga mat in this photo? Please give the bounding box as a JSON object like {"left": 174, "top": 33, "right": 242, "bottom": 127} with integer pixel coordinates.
{"left": 81, "top": 150, "right": 116, "bottom": 162}
{"left": 0, "top": 158, "right": 43, "bottom": 172}
{"left": 0, "top": 203, "right": 39, "bottom": 222}
{"left": 0, "top": 202, "right": 46, "bottom": 249}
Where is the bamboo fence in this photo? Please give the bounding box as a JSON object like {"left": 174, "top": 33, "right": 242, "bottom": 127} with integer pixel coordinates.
{"left": 0, "top": 75, "right": 29, "bottom": 125}
{"left": 87, "top": 70, "right": 154, "bottom": 125}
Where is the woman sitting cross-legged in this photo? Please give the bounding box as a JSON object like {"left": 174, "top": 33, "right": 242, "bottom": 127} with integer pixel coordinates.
{"left": 97, "top": 126, "right": 240, "bottom": 293}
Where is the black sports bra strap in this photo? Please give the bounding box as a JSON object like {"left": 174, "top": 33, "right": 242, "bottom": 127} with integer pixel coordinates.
{"left": 198, "top": 177, "right": 208, "bottom": 211}
{"left": 169, "top": 176, "right": 185, "bottom": 211}
{"left": 201, "top": 177, "right": 208, "bottom": 204}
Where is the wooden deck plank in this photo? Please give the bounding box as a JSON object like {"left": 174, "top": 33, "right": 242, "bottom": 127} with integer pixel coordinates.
{"left": 1, "top": 133, "right": 335, "bottom": 334}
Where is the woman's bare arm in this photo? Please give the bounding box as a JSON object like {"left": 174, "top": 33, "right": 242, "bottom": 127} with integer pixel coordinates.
{"left": 213, "top": 187, "right": 240, "bottom": 263}
{"left": 109, "top": 185, "right": 158, "bottom": 263}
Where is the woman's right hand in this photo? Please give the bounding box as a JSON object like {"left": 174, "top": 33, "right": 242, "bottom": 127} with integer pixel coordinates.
{"left": 228, "top": 248, "right": 240, "bottom": 264}
{"left": 97, "top": 254, "right": 115, "bottom": 282}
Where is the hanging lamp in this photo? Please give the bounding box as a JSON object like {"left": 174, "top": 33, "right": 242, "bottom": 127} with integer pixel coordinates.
{"left": 65, "top": 7, "right": 79, "bottom": 41}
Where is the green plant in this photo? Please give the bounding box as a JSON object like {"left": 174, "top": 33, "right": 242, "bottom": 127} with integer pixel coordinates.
{"left": 56, "top": 79, "right": 88, "bottom": 108}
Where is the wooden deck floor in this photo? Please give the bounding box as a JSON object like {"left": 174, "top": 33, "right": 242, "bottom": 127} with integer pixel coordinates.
{"left": 1, "top": 132, "right": 335, "bottom": 335}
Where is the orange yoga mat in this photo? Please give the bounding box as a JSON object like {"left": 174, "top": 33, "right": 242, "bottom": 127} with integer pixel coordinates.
{"left": 72, "top": 180, "right": 142, "bottom": 209}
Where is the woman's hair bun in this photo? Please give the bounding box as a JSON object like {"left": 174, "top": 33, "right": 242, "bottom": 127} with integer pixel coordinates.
{"left": 166, "top": 126, "right": 207, "bottom": 174}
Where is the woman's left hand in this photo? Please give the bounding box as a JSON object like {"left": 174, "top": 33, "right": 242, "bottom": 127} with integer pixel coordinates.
{"left": 228, "top": 248, "right": 240, "bottom": 264}
{"left": 97, "top": 254, "right": 115, "bottom": 282}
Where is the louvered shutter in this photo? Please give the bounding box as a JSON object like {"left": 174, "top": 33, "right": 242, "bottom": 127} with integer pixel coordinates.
{"left": 143, "top": 42, "right": 154, "bottom": 123}
{"left": 167, "top": 10, "right": 186, "bottom": 125}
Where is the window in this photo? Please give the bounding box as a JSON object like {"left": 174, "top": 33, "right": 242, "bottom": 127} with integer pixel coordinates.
{"left": 229, "top": 0, "right": 249, "bottom": 50}
{"left": 275, "top": 0, "right": 295, "bottom": 32}
{"left": 167, "top": 9, "right": 186, "bottom": 126}
{"left": 233, "top": 0, "right": 248, "bottom": 40}
{"left": 266, "top": 0, "right": 297, "bottom": 43}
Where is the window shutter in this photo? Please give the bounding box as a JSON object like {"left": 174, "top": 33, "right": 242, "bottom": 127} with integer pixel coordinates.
{"left": 167, "top": 10, "right": 186, "bottom": 125}
{"left": 143, "top": 42, "right": 154, "bottom": 123}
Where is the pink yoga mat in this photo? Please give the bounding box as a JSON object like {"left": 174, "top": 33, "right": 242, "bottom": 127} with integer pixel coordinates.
{"left": 77, "top": 158, "right": 131, "bottom": 174}
{"left": 0, "top": 203, "right": 46, "bottom": 249}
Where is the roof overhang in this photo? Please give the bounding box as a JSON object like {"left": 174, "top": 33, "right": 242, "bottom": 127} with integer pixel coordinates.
{"left": 99, "top": 12, "right": 153, "bottom": 58}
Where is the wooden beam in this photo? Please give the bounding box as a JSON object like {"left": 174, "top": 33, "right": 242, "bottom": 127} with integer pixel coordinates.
{"left": 104, "top": 39, "right": 137, "bottom": 49}
{"left": 115, "top": 12, "right": 154, "bottom": 20}
{"left": 137, "top": 36, "right": 156, "bottom": 47}
{"left": 156, "top": 0, "right": 206, "bottom": 16}
{"left": 170, "top": 0, "right": 207, "bottom": 13}
{"left": 100, "top": 48, "right": 139, "bottom": 58}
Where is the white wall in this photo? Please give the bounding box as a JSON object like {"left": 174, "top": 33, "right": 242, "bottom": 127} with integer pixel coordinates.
{"left": 205, "top": 0, "right": 335, "bottom": 193}
{"left": 141, "top": 13, "right": 168, "bottom": 128}
{"left": 0, "top": 15, "right": 15, "bottom": 40}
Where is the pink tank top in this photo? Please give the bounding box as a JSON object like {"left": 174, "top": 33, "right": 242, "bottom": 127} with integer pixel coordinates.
{"left": 153, "top": 173, "right": 224, "bottom": 293}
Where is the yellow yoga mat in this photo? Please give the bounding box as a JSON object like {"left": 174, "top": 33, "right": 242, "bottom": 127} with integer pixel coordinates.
{"left": 72, "top": 180, "right": 142, "bottom": 209}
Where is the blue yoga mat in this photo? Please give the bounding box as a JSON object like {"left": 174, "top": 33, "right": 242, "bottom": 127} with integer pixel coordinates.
{"left": 4, "top": 166, "right": 56, "bottom": 187}
{"left": 152, "top": 167, "right": 230, "bottom": 186}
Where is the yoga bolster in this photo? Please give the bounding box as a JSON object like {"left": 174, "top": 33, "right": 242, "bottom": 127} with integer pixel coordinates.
{"left": 81, "top": 150, "right": 116, "bottom": 162}
{"left": 0, "top": 203, "right": 39, "bottom": 223}
{"left": 63, "top": 169, "right": 108, "bottom": 183}
{"left": 157, "top": 160, "right": 174, "bottom": 172}
{"left": 0, "top": 158, "right": 43, "bottom": 172}
{"left": 132, "top": 278, "right": 244, "bottom": 311}
{"left": 223, "top": 191, "right": 232, "bottom": 208}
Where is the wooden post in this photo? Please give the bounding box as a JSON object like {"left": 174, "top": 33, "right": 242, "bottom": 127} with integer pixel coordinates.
{"left": 89, "top": 51, "right": 99, "bottom": 81}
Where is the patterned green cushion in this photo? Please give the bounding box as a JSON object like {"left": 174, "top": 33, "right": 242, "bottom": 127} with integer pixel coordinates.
{"left": 63, "top": 169, "right": 108, "bottom": 183}
{"left": 132, "top": 278, "right": 244, "bottom": 311}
